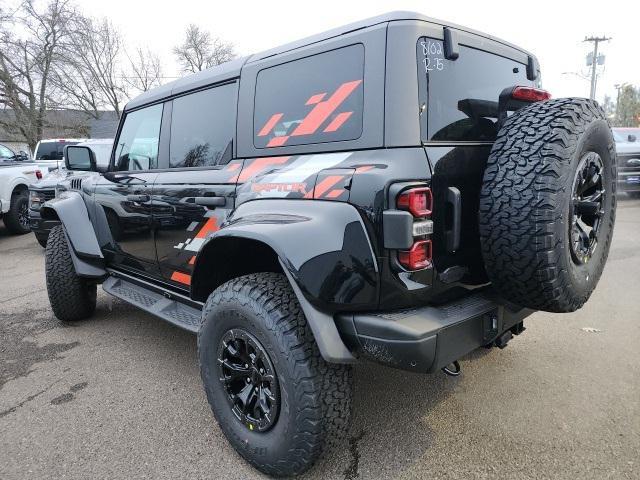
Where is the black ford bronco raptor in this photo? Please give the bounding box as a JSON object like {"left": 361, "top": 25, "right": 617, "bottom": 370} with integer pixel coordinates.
{"left": 42, "top": 12, "right": 617, "bottom": 477}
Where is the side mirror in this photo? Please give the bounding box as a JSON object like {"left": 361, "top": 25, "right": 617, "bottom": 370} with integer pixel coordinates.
{"left": 628, "top": 134, "right": 637, "bottom": 143}
{"left": 17, "top": 150, "right": 29, "bottom": 161}
{"left": 65, "top": 146, "right": 96, "bottom": 171}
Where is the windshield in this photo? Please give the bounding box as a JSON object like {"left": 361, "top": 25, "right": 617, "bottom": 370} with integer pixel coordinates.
{"left": 613, "top": 128, "right": 640, "bottom": 143}
{"left": 35, "top": 141, "right": 80, "bottom": 160}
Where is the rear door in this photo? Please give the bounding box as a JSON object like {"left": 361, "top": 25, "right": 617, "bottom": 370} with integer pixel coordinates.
{"left": 93, "top": 103, "right": 164, "bottom": 276}
{"left": 152, "top": 82, "right": 240, "bottom": 289}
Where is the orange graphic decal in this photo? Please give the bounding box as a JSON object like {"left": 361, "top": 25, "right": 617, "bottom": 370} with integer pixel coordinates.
{"left": 291, "top": 80, "right": 362, "bottom": 137}
{"left": 258, "top": 113, "right": 284, "bottom": 137}
{"left": 171, "top": 271, "right": 192, "bottom": 286}
{"left": 324, "top": 111, "right": 353, "bottom": 132}
{"left": 312, "top": 175, "right": 344, "bottom": 199}
{"left": 195, "top": 217, "right": 219, "bottom": 239}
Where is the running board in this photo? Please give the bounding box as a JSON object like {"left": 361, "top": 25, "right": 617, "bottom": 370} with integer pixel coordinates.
{"left": 102, "top": 276, "right": 202, "bottom": 333}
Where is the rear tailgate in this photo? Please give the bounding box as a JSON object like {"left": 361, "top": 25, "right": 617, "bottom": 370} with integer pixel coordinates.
{"left": 416, "top": 28, "right": 537, "bottom": 287}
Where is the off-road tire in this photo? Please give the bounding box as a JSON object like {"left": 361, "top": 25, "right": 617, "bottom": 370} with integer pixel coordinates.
{"left": 45, "top": 225, "right": 97, "bottom": 321}
{"left": 480, "top": 98, "right": 616, "bottom": 312}
{"left": 198, "top": 272, "right": 352, "bottom": 477}
{"left": 3, "top": 192, "right": 30, "bottom": 234}
{"left": 35, "top": 232, "right": 49, "bottom": 248}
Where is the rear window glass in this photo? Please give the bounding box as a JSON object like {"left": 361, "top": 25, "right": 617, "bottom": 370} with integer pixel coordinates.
{"left": 254, "top": 44, "right": 364, "bottom": 148}
{"left": 36, "top": 141, "right": 79, "bottom": 160}
{"left": 417, "top": 38, "right": 532, "bottom": 142}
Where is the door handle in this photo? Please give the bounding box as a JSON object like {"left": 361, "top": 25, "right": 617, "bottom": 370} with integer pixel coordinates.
{"left": 445, "top": 187, "right": 461, "bottom": 253}
{"left": 126, "top": 194, "right": 150, "bottom": 202}
{"left": 193, "top": 196, "right": 226, "bottom": 208}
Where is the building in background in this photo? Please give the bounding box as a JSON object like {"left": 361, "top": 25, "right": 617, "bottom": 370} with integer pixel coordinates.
{"left": 0, "top": 110, "right": 119, "bottom": 156}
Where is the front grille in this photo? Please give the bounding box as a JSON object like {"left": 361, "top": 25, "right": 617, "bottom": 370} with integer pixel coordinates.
{"left": 40, "top": 190, "right": 56, "bottom": 201}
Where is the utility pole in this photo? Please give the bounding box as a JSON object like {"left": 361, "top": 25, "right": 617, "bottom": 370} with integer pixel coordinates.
{"left": 584, "top": 36, "right": 611, "bottom": 100}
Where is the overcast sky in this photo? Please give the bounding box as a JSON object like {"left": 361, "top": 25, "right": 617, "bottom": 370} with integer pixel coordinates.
{"left": 13, "top": 0, "right": 640, "bottom": 103}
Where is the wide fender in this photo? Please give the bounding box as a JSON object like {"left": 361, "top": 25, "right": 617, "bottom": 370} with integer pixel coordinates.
{"left": 41, "top": 191, "right": 106, "bottom": 278}
{"left": 200, "top": 199, "right": 379, "bottom": 309}
{"left": 192, "top": 199, "right": 379, "bottom": 363}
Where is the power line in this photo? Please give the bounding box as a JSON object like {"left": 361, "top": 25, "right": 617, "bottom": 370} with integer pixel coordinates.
{"left": 583, "top": 36, "right": 611, "bottom": 100}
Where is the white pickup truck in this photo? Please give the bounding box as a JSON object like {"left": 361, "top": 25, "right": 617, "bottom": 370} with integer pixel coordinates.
{"left": 1, "top": 160, "right": 46, "bottom": 234}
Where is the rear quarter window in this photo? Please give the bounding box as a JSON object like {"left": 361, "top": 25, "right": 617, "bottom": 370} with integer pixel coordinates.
{"left": 253, "top": 44, "right": 364, "bottom": 148}
{"left": 417, "top": 38, "right": 532, "bottom": 142}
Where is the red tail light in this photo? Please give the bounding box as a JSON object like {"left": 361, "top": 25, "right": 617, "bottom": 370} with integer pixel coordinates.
{"left": 397, "top": 187, "right": 432, "bottom": 217}
{"left": 35, "top": 170, "right": 42, "bottom": 180}
{"left": 511, "top": 86, "right": 551, "bottom": 102}
{"left": 398, "top": 239, "right": 432, "bottom": 270}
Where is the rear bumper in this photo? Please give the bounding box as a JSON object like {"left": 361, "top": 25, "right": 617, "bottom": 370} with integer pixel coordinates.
{"left": 335, "top": 291, "right": 533, "bottom": 373}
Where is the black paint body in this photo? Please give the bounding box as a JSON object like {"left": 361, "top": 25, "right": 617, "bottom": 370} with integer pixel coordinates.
{"left": 41, "top": 12, "right": 539, "bottom": 367}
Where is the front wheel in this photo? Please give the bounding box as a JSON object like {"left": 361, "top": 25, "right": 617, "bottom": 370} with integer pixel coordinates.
{"left": 198, "top": 273, "right": 352, "bottom": 477}
{"left": 45, "top": 225, "right": 97, "bottom": 321}
{"left": 3, "top": 193, "right": 30, "bottom": 234}
{"left": 35, "top": 232, "right": 49, "bottom": 248}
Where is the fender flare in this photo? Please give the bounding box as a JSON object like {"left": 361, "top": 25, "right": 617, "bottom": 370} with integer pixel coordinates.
{"left": 41, "top": 191, "right": 106, "bottom": 278}
{"left": 191, "top": 199, "right": 380, "bottom": 363}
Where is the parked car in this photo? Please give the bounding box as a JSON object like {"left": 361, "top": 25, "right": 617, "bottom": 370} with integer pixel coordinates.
{"left": 41, "top": 12, "right": 617, "bottom": 477}
{"left": 1, "top": 157, "right": 44, "bottom": 234}
{"left": 0, "top": 143, "right": 30, "bottom": 162}
{"left": 32, "top": 138, "right": 87, "bottom": 171}
{"left": 613, "top": 127, "right": 640, "bottom": 197}
{"left": 29, "top": 139, "right": 113, "bottom": 246}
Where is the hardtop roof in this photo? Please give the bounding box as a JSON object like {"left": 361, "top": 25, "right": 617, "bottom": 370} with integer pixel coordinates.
{"left": 125, "top": 11, "right": 533, "bottom": 111}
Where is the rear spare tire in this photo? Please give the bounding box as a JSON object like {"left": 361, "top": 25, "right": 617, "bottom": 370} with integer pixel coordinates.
{"left": 479, "top": 98, "right": 616, "bottom": 312}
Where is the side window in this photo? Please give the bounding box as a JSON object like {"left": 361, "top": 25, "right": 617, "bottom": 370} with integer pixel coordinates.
{"left": 254, "top": 44, "right": 364, "bottom": 149}
{"left": 114, "top": 103, "right": 163, "bottom": 171}
{"left": 169, "top": 83, "right": 236, "bottom": 168}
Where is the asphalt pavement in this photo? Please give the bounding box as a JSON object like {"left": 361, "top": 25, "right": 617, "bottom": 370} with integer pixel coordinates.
{"left": 1, "top": 198, "right": 639, "bottom": 480}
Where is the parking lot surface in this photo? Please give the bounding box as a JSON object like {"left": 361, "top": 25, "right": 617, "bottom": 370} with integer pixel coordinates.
{"left": 1, "top": 198, "right": 639, "bottom": 480}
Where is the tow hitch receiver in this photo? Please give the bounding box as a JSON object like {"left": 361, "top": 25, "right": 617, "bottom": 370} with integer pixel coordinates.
{"left": 494, "top": 322, "right": 526, "bottom": 349}
{"left": 494, "top": 330, "right": 513, "bottom": 349}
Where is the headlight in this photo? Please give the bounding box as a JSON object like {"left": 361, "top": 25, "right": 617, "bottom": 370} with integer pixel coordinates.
{"left": 29, "top": 190, "right": 54, "bottom": 211}
{"left": 29, "top": 190, "right": 43, "bottom": 210}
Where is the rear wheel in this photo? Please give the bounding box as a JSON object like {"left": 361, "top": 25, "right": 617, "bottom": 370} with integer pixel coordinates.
{"left": 480, "top": 98, "right": 616, "bottom": 312}
{"left": 198, "top": 273, "right": 352, "bottom": 477}
{"left": 3, "top": 192, "right": 30, "bottom": 234}
{"left": 45, "top": 225, "right": 97, "bottom": 321}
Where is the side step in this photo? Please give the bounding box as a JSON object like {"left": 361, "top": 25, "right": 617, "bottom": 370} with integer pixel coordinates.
{"left": 103, "top": 276, "right": 202, "bottom": 333}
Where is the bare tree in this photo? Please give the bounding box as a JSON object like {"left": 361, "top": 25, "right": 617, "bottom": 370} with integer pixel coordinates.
{"left": 0, "top": 0, "right": 75, "bottom": 151}
{"left": 173, "top": 24, "right": 235, "bottom": 74}
{"left": 125, "top": 47, "right": 163, "bottom": 93}
{"left": 54, "top": 15, "right": 128, "bottom": 119}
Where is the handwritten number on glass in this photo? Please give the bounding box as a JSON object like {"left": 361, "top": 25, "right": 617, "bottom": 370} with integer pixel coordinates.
{"left": 421, "top": 40, "right": 444, "bottom": 72}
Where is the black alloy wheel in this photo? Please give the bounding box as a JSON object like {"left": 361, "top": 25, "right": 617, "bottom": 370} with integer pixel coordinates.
{"left": 18, "top": 201, "right": 29, "bottom": 230}
{"left": 569, "top": 152, "right": 605, "bottom": 265}
{"left": 217, "top": 328, "right": 280, "bottom": 432}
